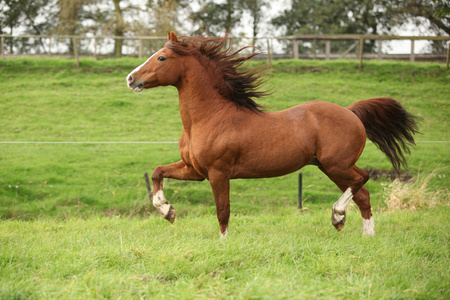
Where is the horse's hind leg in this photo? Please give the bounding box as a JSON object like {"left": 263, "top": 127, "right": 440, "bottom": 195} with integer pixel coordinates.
{"left": 352, "top": 186, "right": 375, "bottom": 235}
{"left": 319, "top": 165, "right": 374, "bottom": 235}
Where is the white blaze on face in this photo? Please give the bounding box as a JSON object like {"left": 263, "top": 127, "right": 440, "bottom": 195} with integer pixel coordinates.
{"left": 126, "top": 50, "right": 160, "bottom": 88}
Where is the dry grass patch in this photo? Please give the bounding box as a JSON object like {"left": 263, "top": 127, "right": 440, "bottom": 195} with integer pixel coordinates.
{"left": 383, "top": 171, "right": 449, "bottom": 212}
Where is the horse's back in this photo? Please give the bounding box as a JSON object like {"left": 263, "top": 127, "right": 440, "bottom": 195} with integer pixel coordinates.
{"left": 230, "top": 101, "right": 365, "bottom": 178}
{"left": 290, "top": 101, "right": 367, "bottom": 168}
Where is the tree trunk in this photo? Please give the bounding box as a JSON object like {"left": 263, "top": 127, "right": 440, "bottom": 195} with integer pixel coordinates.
{"left": 113, "top": 0, "right": 125, "bottom": 58}
{"left": 57, "top": 0, "right": 84, "bottom": 55}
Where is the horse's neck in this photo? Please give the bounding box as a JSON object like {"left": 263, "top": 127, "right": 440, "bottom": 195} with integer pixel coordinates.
{"left": 176, "top": 67, "right": 232, "bottom": 130}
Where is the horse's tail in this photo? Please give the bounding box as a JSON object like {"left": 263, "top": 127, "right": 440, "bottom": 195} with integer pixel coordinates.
{"left": 347, "top": 97, "right": 419, "bottom": 171}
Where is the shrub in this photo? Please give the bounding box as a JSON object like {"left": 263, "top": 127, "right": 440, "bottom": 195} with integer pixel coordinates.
{"left": 383, "top": 171, "right": 449, "bottom": 212}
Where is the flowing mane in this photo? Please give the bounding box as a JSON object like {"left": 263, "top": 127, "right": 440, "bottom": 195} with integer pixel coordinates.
{"left": 166, "top": 35, "right": 269, "bottom": 113}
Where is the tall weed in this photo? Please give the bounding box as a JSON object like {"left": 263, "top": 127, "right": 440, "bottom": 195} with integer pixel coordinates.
{"left": 383, "top": 170, "right": 449, "bottom": 212}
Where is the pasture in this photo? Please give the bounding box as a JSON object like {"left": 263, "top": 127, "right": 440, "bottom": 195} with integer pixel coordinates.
{"left": 0, "top": 58, "right": 449, "bottom": 299}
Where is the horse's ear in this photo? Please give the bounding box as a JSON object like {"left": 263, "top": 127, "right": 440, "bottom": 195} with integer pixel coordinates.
{"left": 168, "top": 31, "right": 178, "bottom": 43}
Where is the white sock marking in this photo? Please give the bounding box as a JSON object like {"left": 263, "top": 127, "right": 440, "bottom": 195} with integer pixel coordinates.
{"left": 363, "top": 217, "right": 375, "bottom": 235}
{"left": 153, "top": 190, "right": 171, "bottom": 217}
{"left": 334, "top": 188, "right": 353, "bottom": 211}
{"left": 220, "top": 228, "right": 228, "bottom": 239}
{"left": 332, "top": 188, "right": 353, "bottom": 224}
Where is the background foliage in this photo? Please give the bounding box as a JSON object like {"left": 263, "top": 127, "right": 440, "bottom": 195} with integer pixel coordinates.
{"left": 0, "top": 0, "right": 449, "bottom": 55}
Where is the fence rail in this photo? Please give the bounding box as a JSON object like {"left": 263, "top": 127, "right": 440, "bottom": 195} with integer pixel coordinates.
{"left": 282, "top": 34, "right": 450, "bottom": 69}
{"left": 1, "top": 34, "right": 449, "bottom": 69}
{"left": 1, "top": 141, "right": 448, "bottom": 144}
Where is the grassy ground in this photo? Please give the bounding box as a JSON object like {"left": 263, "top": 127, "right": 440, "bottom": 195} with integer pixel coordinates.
{"left": 1, "top": 209, "right": 449, "bottom": 299}
{"left": 0, "top": 58, "right": 449, "bottom": 298}
{"left": 0, "top": 58, "right": 448, "bottom": 219}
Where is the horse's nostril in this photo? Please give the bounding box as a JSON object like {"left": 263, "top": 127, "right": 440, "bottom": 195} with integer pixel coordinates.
{"left": 127, "top": 75, "right": 133, "bottom": 83}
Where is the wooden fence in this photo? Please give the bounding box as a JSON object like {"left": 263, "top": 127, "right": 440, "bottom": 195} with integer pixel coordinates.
{"left": 282, "top": 34, "right": 450, "bottom": 69}
{"left": 1, "top": 34, "right": 449, "bottom": 69}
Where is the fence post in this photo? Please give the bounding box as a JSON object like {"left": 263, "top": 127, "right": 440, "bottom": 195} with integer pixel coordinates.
{"left": 359, "top": 38, "right": 364, "bottom": 70}
{"left": 266, "top": 38, "right": 272, "bottom": 69}
{"left": 48, "top": 37, "right": 51, "bottom": 56}
{"left": 0, "top": 36, "right": 3, "bottom": 59}
{"left": 410, "top": 39, "right": 415, "bottom": 62}
{"left": 93, "top": 37, "right": 97, "bottom": 59}
{"left": 313, "top": 39, "right": 317, "bottom": 60}
{"left": 298, "top": 172, "right": 303, "bottom": 209}
{"left": 139, "top": 38, "right": 143, "bottom": 59}
{"left": 72, "top": 37, "right": 80, "bottom": 68}
{"left": 293, "top": 39, "right": 299, "bottom": 59}
{"left": 377, "top": 39, "right": 382, "bottom": 60}
{"left": 447, "top": 42, "right": 450, "bottom": 70}
{"left": 325, "top": 40, "right": 331, "bottom": 60}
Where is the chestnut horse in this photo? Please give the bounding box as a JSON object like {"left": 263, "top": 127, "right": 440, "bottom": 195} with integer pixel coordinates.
{"left": 127, "top": 32, "right": 418, "bottom": 237}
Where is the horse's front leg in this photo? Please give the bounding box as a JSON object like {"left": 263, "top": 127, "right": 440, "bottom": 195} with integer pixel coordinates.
{"left": 208, "top": 171, "right": 231, "bottom": 238}
{"left": 151, "top": 160, "right": 205, "bottom": 223}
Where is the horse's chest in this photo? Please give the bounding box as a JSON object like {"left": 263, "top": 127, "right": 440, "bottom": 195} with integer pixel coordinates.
{"left": 179, "top": 136, "right": 211, "bottom": 177}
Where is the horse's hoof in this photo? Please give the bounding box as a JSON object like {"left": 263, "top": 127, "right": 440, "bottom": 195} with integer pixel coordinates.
{"left": 163, "top": 205, "right": 176, "bottom": 223}
{"left": 332, "top": 214, "right": 346, "bottom": 231}
{"left": 333, "top": 220, "right": 345, "bottom": 231}
{"left": 332, "top": 212, "right": 346, "bottom": 231}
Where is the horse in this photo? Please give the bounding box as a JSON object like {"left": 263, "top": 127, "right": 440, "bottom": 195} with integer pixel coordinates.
{"left": 127, "top": 32, "right": 418, "bottom": 238}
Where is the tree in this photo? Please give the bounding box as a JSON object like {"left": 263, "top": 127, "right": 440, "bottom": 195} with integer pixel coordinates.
{"left": 55, "top": 0, "right": 84, "bottom": 54}
{"left": 112, "top": 0, "right": 125, "bottom": 57}
{"left": 394, "top": 0, "right": 450, "bottom": 35}
{"left": 376, "top": 0, "right": 449, "bottom": 52}
{"left": 0, "top": 0, "right": 24, "bottom": 52}
{"left": 0, "top": 0, "right": 56, "bottom": 53}
{"left": 433, "top": 0, "right": 450, "bottom": 18}
{"left": 271, "top": 0, "right": 395, "bottom": 36}
{"left": 272, "top": 0, "right": 380, "bottom": 53}
{"left": 147, "top": 0, "right": 189, "bottom": 35}
{"left": 1, "top": 0, "right": 26, "bottom": 36}
{"left": 271, "top": 0, "right": 450, "bottom": 53}
{"left": 191, "top": 0, "right": 243, "bottom": 35}
{"left": 242, "top": 0, "right": 269, "bottom": 49}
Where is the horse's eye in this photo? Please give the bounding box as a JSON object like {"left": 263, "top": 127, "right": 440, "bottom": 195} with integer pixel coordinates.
{"left": 157, "top": 56, "right": 166, "bottom": 62}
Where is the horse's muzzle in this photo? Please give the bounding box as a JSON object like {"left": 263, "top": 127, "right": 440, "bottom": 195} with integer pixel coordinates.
{"left": 127, "top": 74, "right": 144, "bottom": 92}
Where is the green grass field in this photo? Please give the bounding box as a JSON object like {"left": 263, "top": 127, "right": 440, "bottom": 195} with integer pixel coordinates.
{"left": 0, "top": 58, "right": 449, "bottom": 299}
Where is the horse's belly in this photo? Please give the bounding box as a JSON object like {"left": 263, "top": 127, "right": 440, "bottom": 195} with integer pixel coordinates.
{"left": 232, "top": 165, "right": 307, "bottom": 179}
{"left": 232, "top": 149, "right": 314, "bottom": 179}
{"left": 230, "top": 110, "right": 316, "bottom": 179}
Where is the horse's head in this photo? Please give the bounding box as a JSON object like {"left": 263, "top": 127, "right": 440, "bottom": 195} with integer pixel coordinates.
{"left": 127, "top": 32, "right": 182, "bottom": 92}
